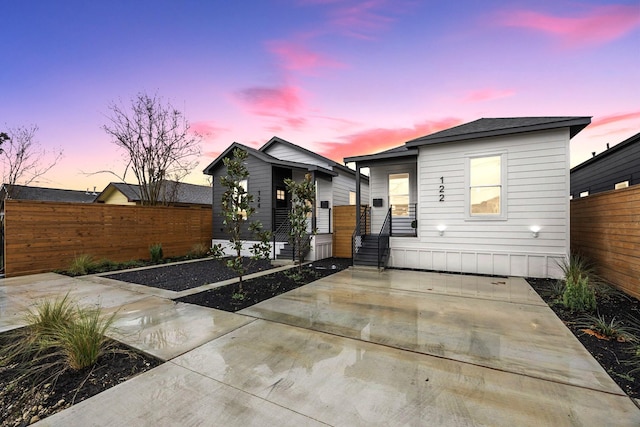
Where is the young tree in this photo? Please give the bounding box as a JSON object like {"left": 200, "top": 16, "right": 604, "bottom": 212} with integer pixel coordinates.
{"left": 1, "top": 125, "right": 63, "bottom": 189}
{"left": 284, "top": 173, "right": 316, "bottom": 273}
{"left": 102, "top": 92, "right": 201, "bottom": 205}
{"left": 217, "top": 148, "right": 271, "bottom": 293}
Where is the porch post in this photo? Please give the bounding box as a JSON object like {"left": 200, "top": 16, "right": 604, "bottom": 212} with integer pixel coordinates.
{"left": 311, "top": 170, "right": 317, "bottom": 233}
{"left": 355, "top": 163, "right": 361, "bottom": 235}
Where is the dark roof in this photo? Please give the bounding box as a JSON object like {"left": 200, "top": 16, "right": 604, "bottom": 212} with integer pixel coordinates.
{"left": 203, "top": 141, "right": 338, "bottom": 177}
{"left": 260, "top": 136, "right": 360, "bottom": 178}
{"left": 344, "top": 145, "right": 419, "bottom": 164}
{"left": 97, "top": 181, "right": 211, "bottom": 205}
{"left": 1, "top": 184, "right": 97, "bottom": 203}
{"left": 405, "top": 117, "right": 591, "bottom": 147}
{"left": 571, "top": 131, "right": 640, "bottom": 173}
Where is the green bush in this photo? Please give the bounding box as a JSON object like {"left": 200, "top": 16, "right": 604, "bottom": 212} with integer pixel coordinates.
{"left": 562, "top": 274, "right": 596, "bottom": 312}
{"left": 577, "top": 313, "right": 636, "bottom": 342}
{"left": 149, "top": 243, "right": 163, "bottom": 263}
{"left": 558, "top": 253, "right": 594, "bottom": 285}
{"left": 68, "top": 254, "right": 95, "bottom": 276}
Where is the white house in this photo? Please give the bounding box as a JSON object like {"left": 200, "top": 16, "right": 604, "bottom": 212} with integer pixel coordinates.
{"left": 344, "top": 117, "right": 591, "bottom": 279}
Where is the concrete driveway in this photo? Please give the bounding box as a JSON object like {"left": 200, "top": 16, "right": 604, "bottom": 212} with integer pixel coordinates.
{"left": 1, "top": 268, "right": 638, "bottom": 426}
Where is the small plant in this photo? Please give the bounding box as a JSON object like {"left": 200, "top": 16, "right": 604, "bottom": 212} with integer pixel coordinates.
{"left": 577, "top": 313, "right": 635, "bottom": 342}
{"left": 231, "top": 292, "right": 245, "bottom": 301}
{"left": 548, "top": 279, "right": 566, "bottom": 302}
{"left": 209, "top": 243, "right": 225, "bottom": 258}
{"left": 189, "top": 243, "right": 210, "bottom": 258}
{"left": 558, "top": 253, "right": 594, "bottom": 285}
{"left": 562, "top": 274, "right": 596, "bottom": 312}
{"left": 68, "top": 254, "right": 95, "bottom": 276}
{"left": 149, "top": 243, "right": 163, "bottom": 263}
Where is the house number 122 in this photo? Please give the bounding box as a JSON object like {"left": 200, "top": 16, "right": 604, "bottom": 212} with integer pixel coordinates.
{"left": 439, "top": 177, "right": 445, "bottom": 202}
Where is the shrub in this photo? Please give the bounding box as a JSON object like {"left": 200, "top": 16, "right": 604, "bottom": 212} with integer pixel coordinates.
{"left": 68, "top": 254, "right": 95, "bottom": 276}
{"left": 558, "top": 253, "right": 594, "bottom": 284}
{"left": 562, "top": 274, "right": 596, "bottom": 312}
{"left": 577, "top": 313, "right": 636, "bottom": 342}
{"left": 149, "top": 243, "right": 163, "bottom": 263}
{"left": 189, "top": 242, "right": 210, "bottom": 258}
{"left": 54, "top": 308, "right": 115, "bottom": 370}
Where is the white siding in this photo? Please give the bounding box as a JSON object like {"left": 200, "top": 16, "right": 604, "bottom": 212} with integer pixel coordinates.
{"left": 264, "top": 143, "right": 333, "bottom": 169}
{"left": 316, "top": 178, "right": 332, "bottom": 233}
{"left": 370, "top": 128, "right": 570, "bottom": 279}
{"left": 366, "top": 160, "right": 417, "bottom": 233}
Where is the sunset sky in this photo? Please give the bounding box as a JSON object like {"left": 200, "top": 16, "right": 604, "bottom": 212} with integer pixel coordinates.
{"left": 1, "top": 0, "right": 639, "bottom": 191}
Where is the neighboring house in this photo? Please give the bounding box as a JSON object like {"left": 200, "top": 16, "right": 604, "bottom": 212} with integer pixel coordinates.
{"left": 570, "top": 131, "right": 640, "bottom": 198}
{"left": 0, "top": 183, "right": 97, "bottom": 205}
{"left": 345, "top": 117, "right": 591, "bottom": 279}
{"left": 95, "top": 181, "right": 211, "bottom": 207}
{"left": 203, "top": 136, "right": 370, "bottom": 260}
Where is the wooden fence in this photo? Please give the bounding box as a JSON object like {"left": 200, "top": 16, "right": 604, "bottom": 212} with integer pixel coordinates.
{"left": 4, "top": 200, "right": 212, "bottom": 277}
{"left": 333, "top": 205, "right": 368, "bottom": 258}
{"left": 571, "top": 185, "right": 640, "bottom": 299}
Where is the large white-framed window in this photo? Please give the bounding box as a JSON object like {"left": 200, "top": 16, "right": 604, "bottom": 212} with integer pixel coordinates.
{"left": 466, "top": 154, "right": 506, "bottom": 219}
{"left": 389, "top": 173, "right": 410, "bottom": 217}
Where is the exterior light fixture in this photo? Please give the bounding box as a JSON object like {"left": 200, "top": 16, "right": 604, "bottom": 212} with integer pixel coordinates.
{"left": 530, "top": 225, "right": 541, "bottom": 238}
{"left": 437, "top": 224, "right": 447, "bottom": 236}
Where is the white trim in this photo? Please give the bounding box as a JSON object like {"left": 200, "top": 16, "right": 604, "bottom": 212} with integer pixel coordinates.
{"left": 464, "top": 151, "right": 508, "bottom": 221}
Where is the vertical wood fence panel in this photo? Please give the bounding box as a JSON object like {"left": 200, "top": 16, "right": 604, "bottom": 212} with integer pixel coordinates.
{"left": 332, "top": 205, "right": 368, "bottom": 258}
{"left": 570, "top": 185, "right": 640, "bottom": 299}
{"left": 4, "top": 200, "right": 212, "bottom": 277}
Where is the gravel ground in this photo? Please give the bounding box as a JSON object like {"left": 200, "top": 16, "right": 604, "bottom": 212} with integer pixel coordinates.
{"left": 105, "top": 257, "right": 274, "bottom": 291}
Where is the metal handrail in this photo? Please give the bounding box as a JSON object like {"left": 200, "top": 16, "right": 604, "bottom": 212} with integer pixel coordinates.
{"left": 377, "top": 208, "right": 392, "bottom": 268}
{"left": 352, "top": 206, "right": 370, "bottom": 264}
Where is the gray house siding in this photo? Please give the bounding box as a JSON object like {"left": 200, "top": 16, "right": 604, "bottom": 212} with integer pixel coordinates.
{"left": 211, "top": 154, "right": 272, "bottom": 239}
{"left": 571, "top": 133, "right": 640, "bottom": 197}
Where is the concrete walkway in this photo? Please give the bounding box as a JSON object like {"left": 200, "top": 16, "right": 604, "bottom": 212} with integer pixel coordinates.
{"left": 1, "top": 268, "right": 638, "bottom": 426}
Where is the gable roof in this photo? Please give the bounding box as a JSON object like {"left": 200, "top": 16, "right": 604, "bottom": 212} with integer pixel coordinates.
{"left": 202, "top": 141, "right": 338, "bottom": 177}
{"left": 260, "top": 136, "right": 365, "bottom": 179}
{"left": 344, "top": 144, "right": 419, "bottom": 164}
{"left": 96, "top": 181, "right": 211, "bottom": 205}
{"left": 571, "top": 131, "right": 640, "bottom": 173}
{"left": 1, "top": 184, "right": 97, "bottom": 203}
{"left": 405, "top": 117, "right": 591, "bottom": 147}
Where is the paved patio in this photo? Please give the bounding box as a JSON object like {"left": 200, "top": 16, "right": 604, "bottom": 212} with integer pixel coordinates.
{"left": 1, "top": 268, "right": 638, "bottom": 426}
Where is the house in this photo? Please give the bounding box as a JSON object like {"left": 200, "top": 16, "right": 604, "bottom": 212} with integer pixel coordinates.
{"left": 345, "top": 117, "right": 591, "bottom": 279}
{"left": 203, "top": 136, "right": 370, "bottom": 260}
{"left": 0, "top": 183, "right": 98, "bottom": 204}
{"left": 95, "top": 181, "right": 211, "bottom": 207}
{"left": 570, "top": 131, "right": 640, "bottom": 198}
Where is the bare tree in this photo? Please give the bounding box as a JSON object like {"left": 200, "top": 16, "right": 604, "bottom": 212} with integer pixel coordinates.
{"left": 102, "top": 92, "right": 202, "bottom": 205}
{"left": 1, "top": 125, "right": 63, "bottom": 188}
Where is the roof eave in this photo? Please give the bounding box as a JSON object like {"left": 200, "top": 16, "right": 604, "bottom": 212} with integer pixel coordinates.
{"left": 406, "top": 117, "right": 592, "bottom": 147}
{"left": 344, "top": 148, "right": 419, "bottom": 164}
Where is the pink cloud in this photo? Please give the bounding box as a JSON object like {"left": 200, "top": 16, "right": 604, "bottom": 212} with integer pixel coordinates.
{"left": 317, "top": 117, "right": 463, "bottom": 162}
{"left": 266, "top": 41, "right": 345, "bottom": 73}
{"left": 464, "top": 88, "right": 515, "bottom": 103}
{"left": 329, "top": 0, "right": 396, "bottom": 39}
{"left": 497, "top": 5, "right": 640, "bottom": 47}
{"left": 235, "top": 85, "right": 303, "bottom": 115}
{"left": 591, "top": 111, "right": 640, "bottom": 128}
{"left": 189, "top": 121, "right": 228, "bottom": 140}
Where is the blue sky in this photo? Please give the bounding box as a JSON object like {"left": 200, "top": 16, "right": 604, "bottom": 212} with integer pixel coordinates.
{"left": 1, "top": 0, "right": 639, "bottom": 190}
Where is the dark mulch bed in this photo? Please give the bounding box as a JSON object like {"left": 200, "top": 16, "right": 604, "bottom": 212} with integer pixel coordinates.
{"left": 0, "top": 336, "right": 161, "bottom": 427}
{"left": 176, "top": 257, "right": 352, "bottom": 312}
{"left": 105, "top": 257, "right": 274, "bottom": 292}
{"left": 526, "top": 278, "right": 640, "bottom": 399}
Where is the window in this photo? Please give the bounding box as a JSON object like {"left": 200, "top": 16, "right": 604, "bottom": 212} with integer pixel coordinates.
{"left": 469, "top": 156, "right": 501, "bottom": 216}
{"left": 615, "top": 181, "right": 629, "bottom": 190}
{"left": 276, "top": 188, "right": 286, "bottom": 200}
{"left": 237, "top": 179, "right": 248, "bottom": 219}
{"left": 580, "top": 191, "right": 589, "bottom": 198}
{"left": 349, "top": 191, "right": 356, "bottom": 205}
{"left": 389, "top": 173, "right": 409, "bottom": 216}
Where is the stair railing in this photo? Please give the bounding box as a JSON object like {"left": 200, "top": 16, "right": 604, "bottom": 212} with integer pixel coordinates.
{"left": 351, "top": 206, "right": 370, "bottom": 265}
{"left": 272, "top": 216, "right": 292, "bottom": 259}
{"left": 377, "top": 208, "right": 392, "bottom": 268}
